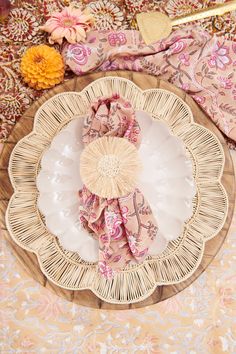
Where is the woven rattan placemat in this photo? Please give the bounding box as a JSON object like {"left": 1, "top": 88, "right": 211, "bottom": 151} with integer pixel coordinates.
{"left": 1, "top": 71, "right": 234, "bottom": 309}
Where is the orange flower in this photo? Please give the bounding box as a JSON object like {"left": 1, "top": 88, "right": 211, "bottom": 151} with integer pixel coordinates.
{"left": 20, "top": 44, "right": 64, "bottom": 90}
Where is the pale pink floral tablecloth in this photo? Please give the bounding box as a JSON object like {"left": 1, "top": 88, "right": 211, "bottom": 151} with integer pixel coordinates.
{"left": 1, "top": 0, "right": 236, "bottom": 142}
{"left": 0, "top": 151, "right": 236, "bottom": 353}
{"left": 1, "top": 1, "right": 236, "bottom": 353}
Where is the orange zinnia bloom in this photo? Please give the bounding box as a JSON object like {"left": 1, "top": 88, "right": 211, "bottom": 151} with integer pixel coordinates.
{"left": 20, "top": 45, "right": 64, "bottom": 90}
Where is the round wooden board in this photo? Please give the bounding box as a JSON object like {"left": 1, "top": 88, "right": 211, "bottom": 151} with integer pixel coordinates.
{"left": 0, "top": 71, "right": 235, "bottom": 310}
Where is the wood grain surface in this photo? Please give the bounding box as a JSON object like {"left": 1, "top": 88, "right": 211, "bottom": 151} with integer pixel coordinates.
{"left": 0, "top": 71, "right": 235, "bottom": 310}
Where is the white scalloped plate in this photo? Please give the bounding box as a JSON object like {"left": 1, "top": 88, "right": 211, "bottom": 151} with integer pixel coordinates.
{"left": 36, "top": 111, "right": 196, "bottom": 262}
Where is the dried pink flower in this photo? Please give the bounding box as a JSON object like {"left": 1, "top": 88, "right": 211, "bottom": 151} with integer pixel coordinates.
{"left": 40, "top": 6, "right": 94, "bottom": 45}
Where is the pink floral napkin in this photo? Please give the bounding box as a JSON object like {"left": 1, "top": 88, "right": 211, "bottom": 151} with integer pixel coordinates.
{"left": 82, "top": 94, "right": 141, "bottom": 146}
{"left": 63, "top": 27, "right": 236, "bottom": 146}
{"left": 78, "top": 95, "right": 158, "bottom": 279}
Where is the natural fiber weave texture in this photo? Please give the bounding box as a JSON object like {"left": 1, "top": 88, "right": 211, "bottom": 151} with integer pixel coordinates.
{"left": 80, "top": 131, "right": 141, "bottom": 199}
{"left": 6, "top": 77, "right": 228, "bottom": 304}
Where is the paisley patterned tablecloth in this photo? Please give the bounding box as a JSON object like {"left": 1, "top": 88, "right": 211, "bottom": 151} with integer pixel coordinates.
{"left": 1, "top": 1, "right": 236, "bottom": 352}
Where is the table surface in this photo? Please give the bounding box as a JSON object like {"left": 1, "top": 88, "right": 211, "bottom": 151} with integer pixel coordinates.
{"left": 1, "top": 153, "right": 236, "bottom": 352}
{"left": 0, "top": 71, "right": 235, "bottom": 311}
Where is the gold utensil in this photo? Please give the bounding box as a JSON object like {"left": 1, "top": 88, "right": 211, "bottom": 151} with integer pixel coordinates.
{"left": 137, "top": 0, "right": 236, "bottom": 44}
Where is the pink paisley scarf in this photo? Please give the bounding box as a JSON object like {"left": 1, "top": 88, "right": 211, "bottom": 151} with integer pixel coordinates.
{"left": 78, "top": 95, "right": 158, "bottom": 279}
{"left": 63, "top": 26, "right": 236, "bottom": 146}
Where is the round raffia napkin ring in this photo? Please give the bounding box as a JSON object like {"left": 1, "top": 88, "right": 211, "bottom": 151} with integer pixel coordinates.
{"left": 80, "top": 136, "right": 142, "bottom": 199}
{"left": 1, "top": 72, "right": 234, "bottom": 309}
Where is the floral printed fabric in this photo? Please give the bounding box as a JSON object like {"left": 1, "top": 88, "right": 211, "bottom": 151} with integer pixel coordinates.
{"left": 82, "top": 94, "right": 141, "bottom": 146}
{"left": 79, "top": 95, "right": 157, "bottom": 278}
{"left": 63, "top": 27, "right": 236, "bottom": 144}
{"left": 1, "top": 151, "right": 236, "bottom": 353}
{"left": 1, "top": 1, "right": 236, "bottom": 351}
{"left": 1, "top": 0, "right": 236, "bottom": 144}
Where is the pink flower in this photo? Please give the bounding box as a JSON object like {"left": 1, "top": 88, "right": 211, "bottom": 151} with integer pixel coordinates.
{"left": 178, "top": 52, "right": 190, "bottom": 66}
{"left": 40, "top": 6, "right": 94, "bottom": 44}
{"left": 208, "top": 41, "right": 232, "bottom": 70}
{"left": 217, "top": 76, "right": 233, "bottom": 89}
{"left": 66, "top": 43, "right": 91, "bottom": 65}
{"left": 108, "top": 32, "right": 127, "bottom": 46}
{"left": 193, "top": 95, "right": 206, "bottom": 104}
{"left": 170, "top": 40, "right": 186, "bottom": 54}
